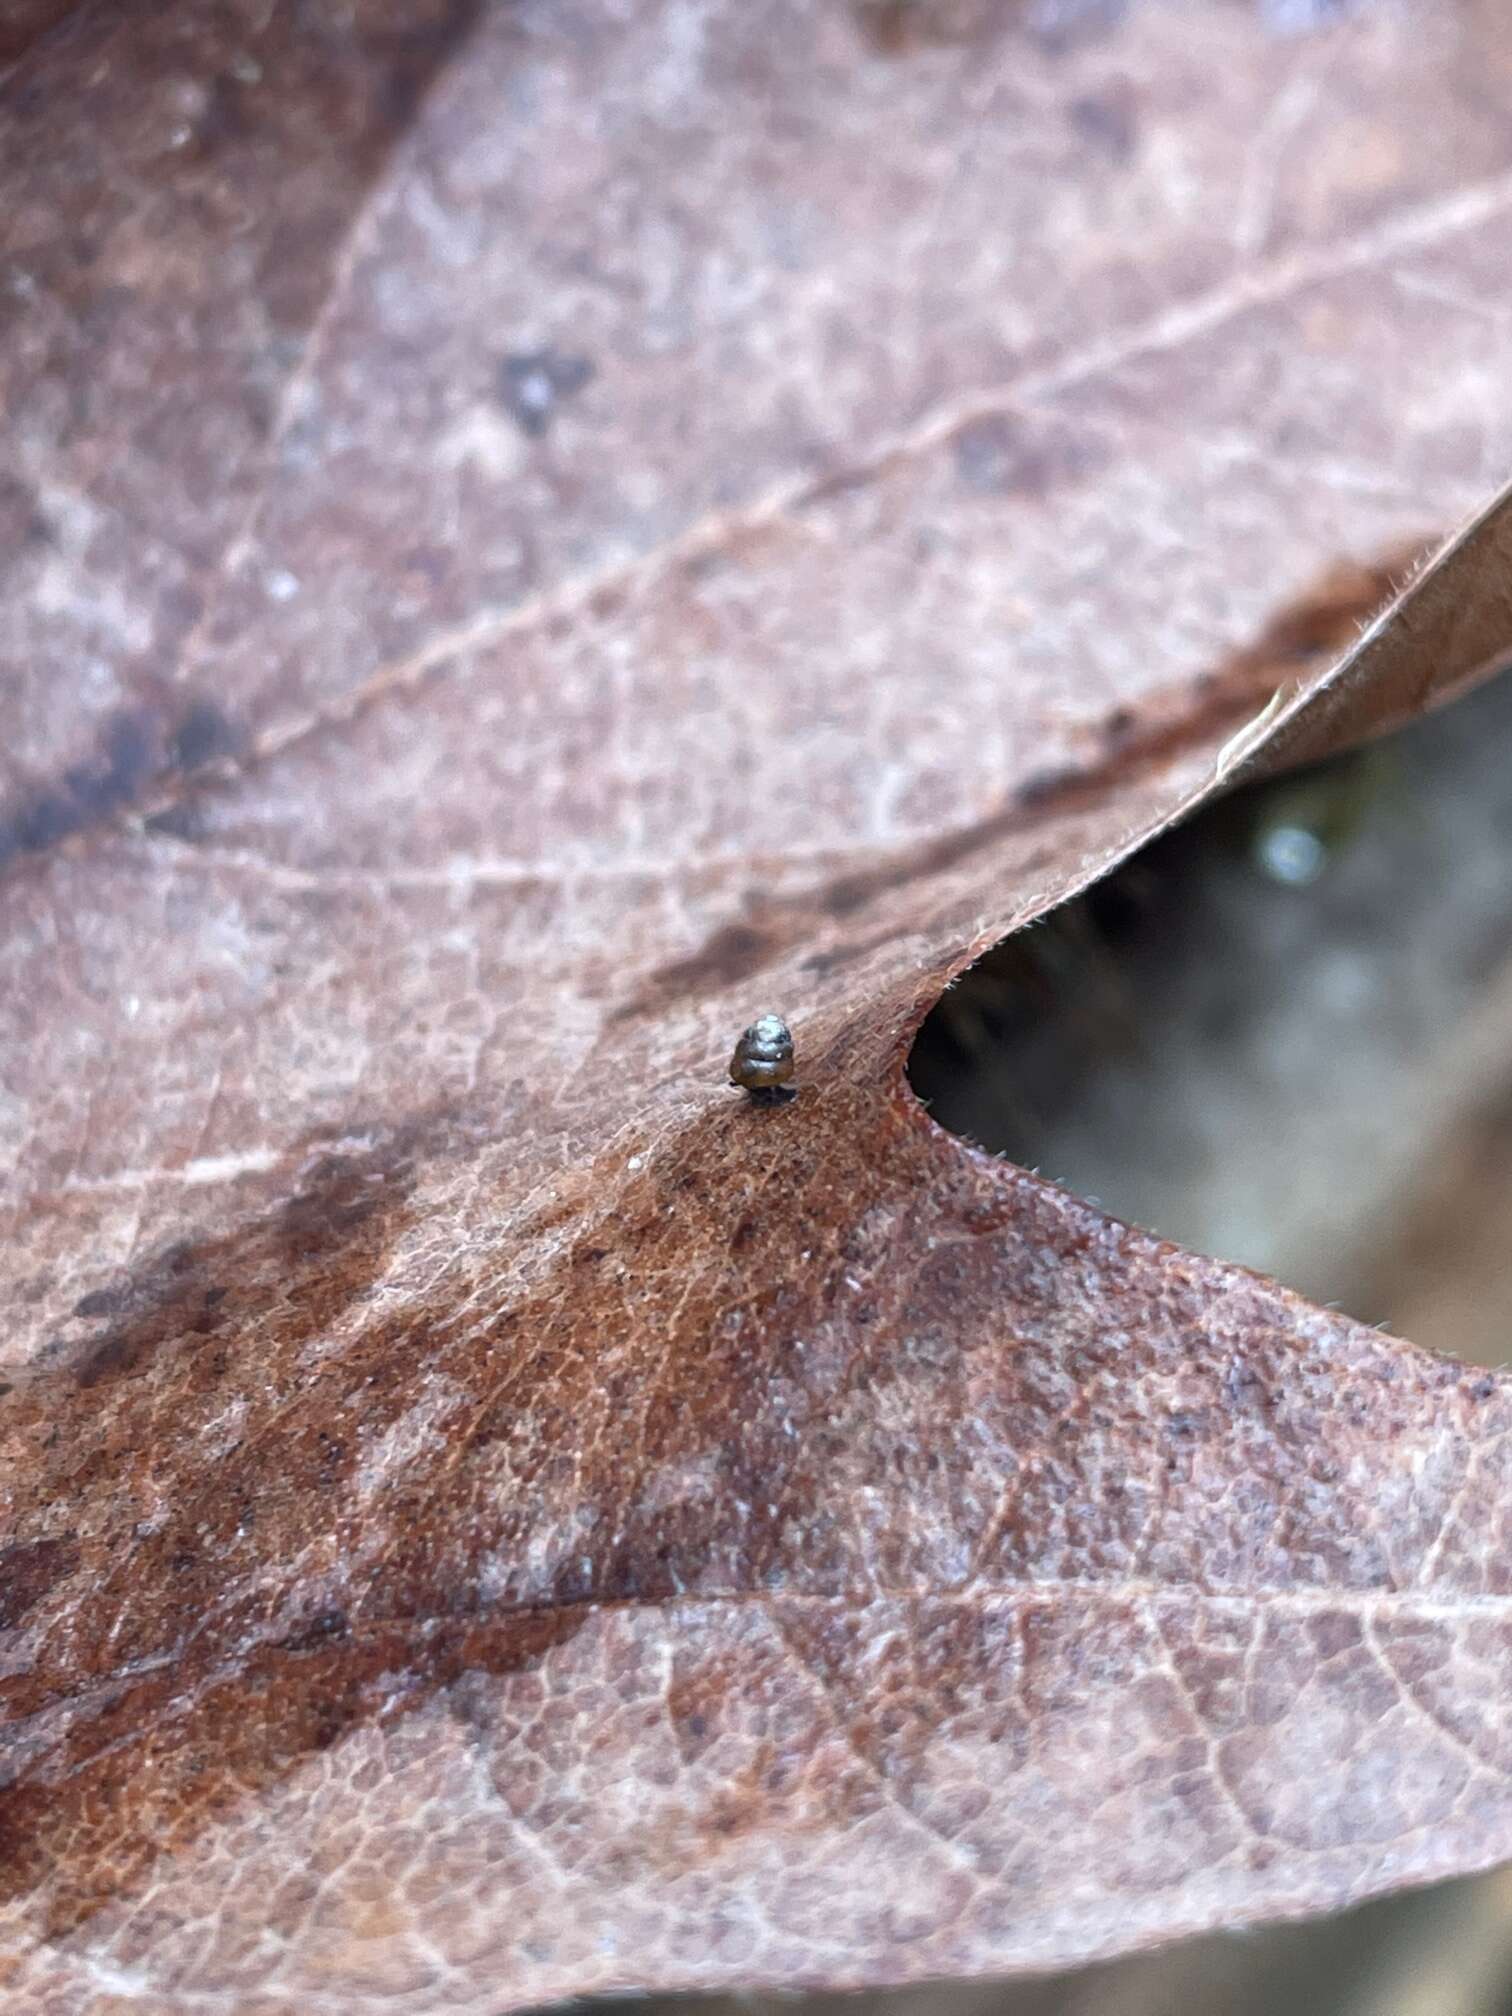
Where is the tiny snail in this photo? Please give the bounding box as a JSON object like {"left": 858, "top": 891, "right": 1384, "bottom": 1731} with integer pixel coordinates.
{"left": 729, "top": 1014, "right": 797, "bottom": 1106}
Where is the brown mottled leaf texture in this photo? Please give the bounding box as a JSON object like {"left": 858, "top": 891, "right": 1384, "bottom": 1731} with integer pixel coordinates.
{"left": 5, "top": 3, "right": 1512, "bottom": 2010}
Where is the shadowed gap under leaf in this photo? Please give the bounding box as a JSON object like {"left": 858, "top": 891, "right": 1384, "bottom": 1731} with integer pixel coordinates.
{"left": 909, "top": 662, "right": 1512, "bottom": 1361}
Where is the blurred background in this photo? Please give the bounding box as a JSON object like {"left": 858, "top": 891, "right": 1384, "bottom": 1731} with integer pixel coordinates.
{"left": 911, "top": 658, "right": 1512, "bottom": 1371}
{"left": 655, "top": 1863, "right": 1512, "bottom": 2016}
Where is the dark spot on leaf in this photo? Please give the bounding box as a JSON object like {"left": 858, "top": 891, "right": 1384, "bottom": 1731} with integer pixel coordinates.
{"left": 170, "top": 698, "right": 243, "bottom": 772}
{"left": 618, "top": 922, "right": 777, "bottom": 1018}
{"left": 142, "top": 801, "right": 205, "bottom": 842}
{"left": 953, "top": 412, "right": 1104, "bottom": 497}
{"left": 800, "top": 928, "right": 898, "bottom": 977}
{"left": 1015, "top": 764, "right": 1080, "bottom": 810}
{"left": 1225, "top": 1363, "right": 1270, "bottom": 1412}
{"left": 1068, "top": 88, "right": 1137, "bottom": 159}
{"left": 0, "top": 474, "right": 50, "bottom": 569}
{"left": 0, "top": 708, "right": 161, "bottom": 870}
{"left": 73, "top": 1286, "right": 126, "bottom": 1320}
{"left": 497, "top": 348, "right": 595, "bottom": 438}
{"left": 73, "top": 1131, "right": 420, "bottom": 1389}
{"left": 12, "top": 792, "right": 76, "bottom": 853}
{"left": 852, "top": 0, "right": 999, "bottom": 53}
{"left": 0, "top": 1538, "right": 79, "bottom": 1629}
{"left": 279, "top": 1608, "right": 350, "bottom": 1651}
{"left": 99, "top": 713, "right": 155, "bottom": 800}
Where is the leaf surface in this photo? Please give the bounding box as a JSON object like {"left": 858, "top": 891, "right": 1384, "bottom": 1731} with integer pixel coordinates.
{"left": 5, "top": 3, "right": 1512, "bottom": 2009}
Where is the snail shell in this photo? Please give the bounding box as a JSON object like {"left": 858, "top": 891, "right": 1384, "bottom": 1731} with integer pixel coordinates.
{"left": 729, "top": 1014, "right": 796, "bottom": 1101}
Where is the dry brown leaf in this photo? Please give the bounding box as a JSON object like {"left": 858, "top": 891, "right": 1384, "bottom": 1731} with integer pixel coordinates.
{"left": 5, "top": 3, "right": 1512, "bottom": 2010}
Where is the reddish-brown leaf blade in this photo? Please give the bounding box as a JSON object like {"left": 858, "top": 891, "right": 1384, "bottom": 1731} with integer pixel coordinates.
{"left": 4, "top": 3, "right": 1512, "bottom": 2010}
